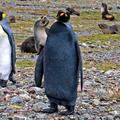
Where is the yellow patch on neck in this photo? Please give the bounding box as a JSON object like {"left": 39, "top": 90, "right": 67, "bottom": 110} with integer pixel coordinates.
{"left": 2, "top": 13, "right": 6, "bottom": 19}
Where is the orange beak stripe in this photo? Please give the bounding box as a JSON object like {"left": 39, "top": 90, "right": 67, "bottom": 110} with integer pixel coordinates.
{"left": 60, "top": 12, "right": 65, "bottom": 16}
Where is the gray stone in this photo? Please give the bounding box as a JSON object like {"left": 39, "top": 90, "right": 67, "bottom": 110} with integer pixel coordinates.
{"left": 36, "top": 113, "right": 46, "bottom": 119}
{"left": 33, "top": 102, "right": 48, "bottom": 112}
{"left": 10, "top": 96, "right": 23, "bottom": 104}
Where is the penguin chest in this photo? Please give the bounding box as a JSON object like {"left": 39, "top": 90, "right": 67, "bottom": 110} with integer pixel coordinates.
{"left": 37, "top": 29, "right": 47, "bottom": 46}
{"left": 0, "top": 25, "right": 11, "bottom": 57}
{"left": 0, "top": 25, "right": 11, "bottom": 74}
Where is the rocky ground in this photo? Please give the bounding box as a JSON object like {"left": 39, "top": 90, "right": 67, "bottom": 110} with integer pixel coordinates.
{"left": 0, "top": 0, "right": 120, "bottom": 120}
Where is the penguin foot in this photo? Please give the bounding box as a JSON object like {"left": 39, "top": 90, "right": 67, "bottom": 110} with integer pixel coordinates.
{"left": 0, "top": 79, "right": 7, "bottom": 87}
{"left": 58, "top": 110, "right": 74, "bottom": 116}
{"left": 10, "top": 79, "right": 16, "bottom": 84}
{"left": 41, "top": 107, "right": 58, "bottom": 113}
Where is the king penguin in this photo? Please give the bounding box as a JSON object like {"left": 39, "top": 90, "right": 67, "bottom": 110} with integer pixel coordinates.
{"left": 0, "top": 11, "right": 16, "bottom": 87}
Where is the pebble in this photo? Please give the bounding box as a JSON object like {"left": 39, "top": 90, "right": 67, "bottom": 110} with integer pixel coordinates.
{"left": 10, "top": 96, "right": 23, "bottom": 104}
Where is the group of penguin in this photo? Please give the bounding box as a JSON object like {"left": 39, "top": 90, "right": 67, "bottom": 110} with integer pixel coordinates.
{"left": 0, "top": 7, "right": 80, "bottom": 88}
{"left": 0, "top": 2, "right": 115, "bottom": 88}
{"left": 21, "top": 2, "right": 115, "bottom": 53}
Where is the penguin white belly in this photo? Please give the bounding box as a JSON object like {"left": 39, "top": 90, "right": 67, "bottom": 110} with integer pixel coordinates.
{"left": 0, "top": 25, "right": 11, "bottom": 80}
{"left": 37, "top": 29, "right": 47, "bottom": 46}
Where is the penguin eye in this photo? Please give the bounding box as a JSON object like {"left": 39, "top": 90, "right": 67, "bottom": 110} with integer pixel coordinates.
{"left": 41, "top": 16, "right": 44, "bottom": 19}
{"left": 44, "top": 17, "right": 46, "bottom": 19}
{"left": 60, "top": 12, "right": 65, "bottom": 16}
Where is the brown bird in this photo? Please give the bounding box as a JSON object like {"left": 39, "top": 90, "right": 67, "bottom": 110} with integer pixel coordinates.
{"left": 66, "top": 7, "right": 80, "bottom": 16}
{"left": 101, "top": 3, "right": 114, "bottom": 21}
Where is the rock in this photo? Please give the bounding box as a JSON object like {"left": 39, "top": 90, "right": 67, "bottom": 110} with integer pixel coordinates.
{"left": 36, "top": 113, "right": 47, "bottom": 119}
{"left": 32, "top": 102, "right": 48, "bottom": 112}
{"left": 81, "top": 43, "right": 88, "bottom": 47}
{"left": 104, "top": 115, "right": 113, "bottom": 120}
{"left": 10, "top": 96, "right": 23, "bottom": 104}
{"left": 95, "top": 88, "right": 107, "bottom": 97}
{"left": 4, "top": 94, "right": 11, "bottom": 101}
{"left": 83, "top": 113, "right": 91, "bottom": 119}
{"left": 19, "top": 94, "right": 31, "bottom": 101}
{"left": 93, "top": 99, "right": 100, "bottom": 106}
{"left": 113, "top": 115, "right": 120, "bottom": 120}
{"left": 13, "top": 115, "right": 27, "bottom": 120}
{"left": 28, "top": 87, "right": 44, "bottom": 95}
{"left": 0, "top": 104, "right": 7, "bottom": 112}
{"left": 99, "top": 102, "right": 110, "bottom": 106}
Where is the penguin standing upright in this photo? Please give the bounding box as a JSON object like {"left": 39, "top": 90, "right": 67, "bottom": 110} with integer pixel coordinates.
{"left": 37, "top": 10, "right": 83, "bottom": 115}
{"left": 0, "top": 11, "right": 16, "bottom": 87}
{"left": 101, "top": 3, "right": 114, "bottom": 21}
{"left": 34, "top": 16, "right": 49, "bottom": 54}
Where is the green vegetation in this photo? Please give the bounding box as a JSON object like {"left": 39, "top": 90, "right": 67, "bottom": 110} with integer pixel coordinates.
{"left": 1, "top": 2, "right": 120, "bottom": 71}
{"left": 79, "top": 34, "right": 120, "bottom": 43}
{"left": 16, "top": 60, "right": 35, "bottom": 68}
{"left": 96, "top": 61, "right": 120, "bottom": 71}
{"left": 84, "top": 60, "right": 120, "bottom": 71}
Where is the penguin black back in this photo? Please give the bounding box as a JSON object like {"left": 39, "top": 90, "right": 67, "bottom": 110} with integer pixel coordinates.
{"left": 0, "top": 11, "right": 3, "bottom": 21}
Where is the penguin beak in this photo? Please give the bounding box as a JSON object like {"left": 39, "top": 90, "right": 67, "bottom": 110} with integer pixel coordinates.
{"left": 2, "top": 13, "right": 6, "bottom": 19}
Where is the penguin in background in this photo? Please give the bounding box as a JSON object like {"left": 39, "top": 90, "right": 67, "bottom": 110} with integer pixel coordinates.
{"left": 34, "top": 16, "right": 49, "bottom": 54}
{"left": 101, "top": 3, "right": 115, "bottom": 21}
{"left": 0, "top": 11, "right": 16, "bottom": 87}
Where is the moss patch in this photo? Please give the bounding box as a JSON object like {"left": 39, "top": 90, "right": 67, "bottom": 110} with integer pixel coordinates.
{"left": 96, "top": 61, "right": 120, "bottom": 71}
{"left": 84, "top": 60, "right": 120, "bottom": 71}
{"left": 16, "top": 60, "right": 35, "bottom": 68}
{"left": 79, "top": 34, "right": 120, "bottom": 43}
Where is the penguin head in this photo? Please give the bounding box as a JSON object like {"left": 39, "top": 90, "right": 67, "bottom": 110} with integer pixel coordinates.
{"left": 34, "top": 16, "right": 49, "bottom": 29}
{"left": 40, "top": 16, "right": 49, "bottom": 27}
{"left": 0, "top": 11, "right": 6, "bottom": 21}
{"left": 66, "top": 7, "right": 80, "bottom": 16}
{"left": 56, "top": 10, "right": 70, "bottom": 23}
{"left": 101, "top": 3, "right": 108, "bottom": 13}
